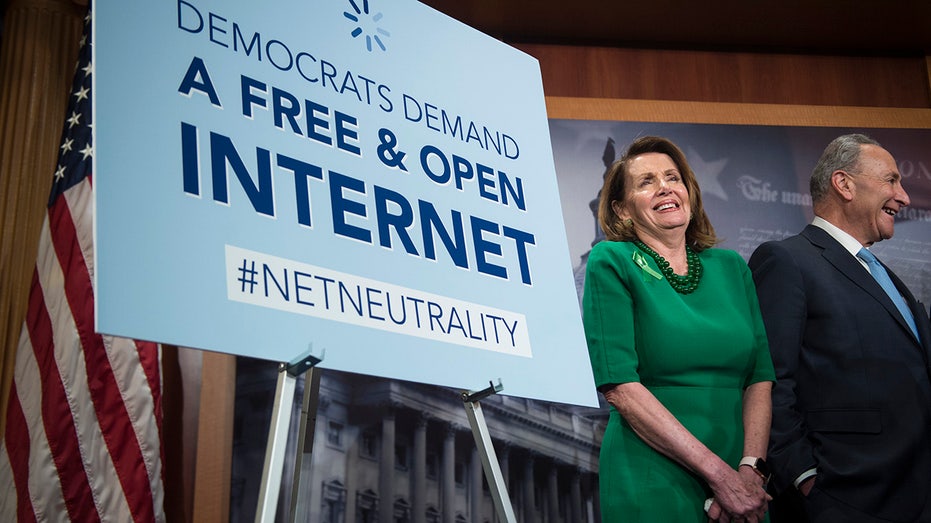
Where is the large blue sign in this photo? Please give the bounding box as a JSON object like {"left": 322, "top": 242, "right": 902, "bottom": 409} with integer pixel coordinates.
{"left": 93, "top": 0, "right": 597, "bottom": 406}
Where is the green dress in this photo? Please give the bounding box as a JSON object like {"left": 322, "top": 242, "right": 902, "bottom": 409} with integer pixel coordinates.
{"left": 582, "top": 241, "right": 775, "bottom": 522}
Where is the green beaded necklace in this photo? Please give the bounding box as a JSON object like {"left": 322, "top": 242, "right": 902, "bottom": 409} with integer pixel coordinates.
{"left": 633, "top": 240, "right": 703, "bottom": 294}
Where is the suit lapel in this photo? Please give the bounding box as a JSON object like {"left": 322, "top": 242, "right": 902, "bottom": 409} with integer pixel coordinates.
{"left": 887, "top": 268, "right": 931, "bottom": 354}
{"left": 801, "top": 225, "right": 923, "bottom": 346}
{"left": 915, "top": 300, "right": 931, "bottom": 356}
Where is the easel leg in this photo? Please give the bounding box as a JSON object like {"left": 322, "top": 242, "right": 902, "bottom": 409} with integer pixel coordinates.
{"left": 255, "top": 351, "right": 323, "bottom": 523}
{"left": 255, "top": 364, "right": 297, "bottom": 523}
{"left": 462, "top": 382, "right": 517, "bottom": 523}
{"left": 288, "top": 367, "right": 322, "bottom": 522}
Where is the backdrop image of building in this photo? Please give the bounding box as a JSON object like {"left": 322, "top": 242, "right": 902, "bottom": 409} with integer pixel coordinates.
{"left": 230, "top": 360, "right": 605, "bottom": 523}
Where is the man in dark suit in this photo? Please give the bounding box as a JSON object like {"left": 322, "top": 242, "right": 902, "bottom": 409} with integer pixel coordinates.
{"left": 749, "top": 134, "right": 931, "bottom": 522}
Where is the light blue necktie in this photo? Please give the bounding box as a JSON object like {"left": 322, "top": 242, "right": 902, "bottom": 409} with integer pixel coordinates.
{"left": 857, "top": 248, "right": 920, "bottom": 340}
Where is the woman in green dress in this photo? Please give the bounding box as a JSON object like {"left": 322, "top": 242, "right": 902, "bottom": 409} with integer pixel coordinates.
{"left": 583, "top": 136, "right": 775, "bottom": 522}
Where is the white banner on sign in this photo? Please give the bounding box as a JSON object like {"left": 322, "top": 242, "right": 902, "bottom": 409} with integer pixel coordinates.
{"left": 225, "top": 245, "right": 531, "bottom": 357}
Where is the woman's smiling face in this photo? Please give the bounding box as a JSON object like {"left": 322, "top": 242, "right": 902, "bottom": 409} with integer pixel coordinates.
{"left": 615, "top": 152, "right": 691, "bottom": 242}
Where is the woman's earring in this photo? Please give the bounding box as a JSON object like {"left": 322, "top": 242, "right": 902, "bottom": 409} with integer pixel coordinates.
{"left": 623, "top": 218, "right": 633, "bottom": 228}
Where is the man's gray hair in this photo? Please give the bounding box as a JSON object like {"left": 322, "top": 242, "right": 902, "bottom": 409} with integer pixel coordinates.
{"left": 810, "top": 134, "right": 882, "bottom": 202}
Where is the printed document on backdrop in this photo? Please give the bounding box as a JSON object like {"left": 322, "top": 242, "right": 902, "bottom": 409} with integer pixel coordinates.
{"left": 93, "top": 0, "right": 597, "bottom": 406}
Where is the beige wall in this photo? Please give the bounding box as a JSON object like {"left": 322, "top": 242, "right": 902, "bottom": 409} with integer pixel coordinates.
{"left": 517, "top": 43, "right": 931, "bottom": 108}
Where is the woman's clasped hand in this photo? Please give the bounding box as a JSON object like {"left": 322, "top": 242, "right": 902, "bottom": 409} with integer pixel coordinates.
{"left": 704, "top": 465, "right": 771, "bottom": 522}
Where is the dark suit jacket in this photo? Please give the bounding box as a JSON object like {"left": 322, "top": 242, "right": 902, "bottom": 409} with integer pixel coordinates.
{"left": 750, "top": 225, "right": 931, "bottom": 522}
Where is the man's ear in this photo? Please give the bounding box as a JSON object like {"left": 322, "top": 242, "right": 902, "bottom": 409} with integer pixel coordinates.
{"left": 831, "top": 170, "right": 855, "bottom": 201}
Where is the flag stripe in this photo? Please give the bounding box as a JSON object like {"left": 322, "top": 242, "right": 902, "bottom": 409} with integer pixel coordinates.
{"left": 12, "top": 292, "right": 66, "bottom": 523}
{"left": 135, "top": 338, "right": 166, "bottom": 510}
{"left": 2, "top": 385, "right": 37, "bottom": 523}
{"left": 37, "top": 211, "right": 130, "bottom": 523}
{"left": 69, "top": 175, "right": 164, "bottom": 507}
{"left": 105, "top": 336, "right": 164, "bottom": 510}
{"left": 31, "top": 216, "right": 101, "bottom": 523}
{"left": 49, "top": 187, "right": 155, "bottom": 522}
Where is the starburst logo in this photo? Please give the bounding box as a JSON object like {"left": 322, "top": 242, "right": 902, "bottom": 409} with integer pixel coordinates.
{"left": 344, "top": 0, "right": 390, "bottom": 52}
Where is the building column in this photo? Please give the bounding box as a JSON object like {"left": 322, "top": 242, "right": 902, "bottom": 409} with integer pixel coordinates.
{"left": 343, "top": 415, "right": 359, "bottom": 523}
{"left": 442, "top": 424, "right": 457, "bottom": 523}
{"left": 379, "top": 408, "right": 396, "bottom": 523}
{"left": 470, "top": 446, "right": 483, "bottom": 522}
{"left": 497, "top": 443, "right": 512, "bottom": 523}
{"left": 412, "top": 415, "right": 428, "bottom": 523}
{"left": 570, "top": 469, "right": 583, "bottom": 523}
{"left": 547, "top": 465, "right": 559, "bottom": 523}
{"left": 498, "top": 444, "right": 511, "bottom": 490}
{"left": 522, "top": 453, "right": 537, "bottom": 523}
{"left": 591, "top": 473, "right": 601, "bottom": 523}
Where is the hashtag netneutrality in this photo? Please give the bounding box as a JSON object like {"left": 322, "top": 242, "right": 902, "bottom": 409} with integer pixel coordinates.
{"left": 224, "top": 244, "right": 531, "bottom": 357}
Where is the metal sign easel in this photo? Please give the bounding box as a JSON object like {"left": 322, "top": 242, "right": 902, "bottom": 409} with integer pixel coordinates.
{"left": 255, "top": 349, "right": 323, "bottom": 523}
{"left": 461, "top": 380, "right": 517, "bottom": 523}
{"left": 255, "top": 363, "right": 517, "bottom": 523}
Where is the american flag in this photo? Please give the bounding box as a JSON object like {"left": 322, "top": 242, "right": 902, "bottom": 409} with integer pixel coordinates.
{"left": 0, "top": 10, "right": 165, "bottom": 522}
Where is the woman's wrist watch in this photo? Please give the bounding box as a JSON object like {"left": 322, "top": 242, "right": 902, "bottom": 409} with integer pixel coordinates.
{"left": 739, "top": 456, "right": 772, "bottom": 485}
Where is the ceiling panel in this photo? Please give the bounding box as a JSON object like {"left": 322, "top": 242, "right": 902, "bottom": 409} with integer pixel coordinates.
{"left": 422, "top": 0, "right": 931, "bottom": 55}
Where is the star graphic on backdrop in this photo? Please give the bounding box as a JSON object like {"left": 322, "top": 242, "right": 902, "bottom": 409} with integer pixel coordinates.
{"left": 688, "top": 147, "right": 729, "bottom": 201}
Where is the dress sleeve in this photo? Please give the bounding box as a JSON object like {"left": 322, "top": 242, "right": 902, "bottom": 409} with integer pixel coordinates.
{"left": 582, "top": 243, "right": 641, "bottom": 390}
